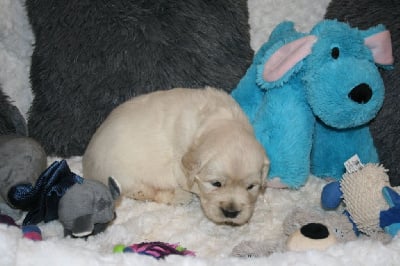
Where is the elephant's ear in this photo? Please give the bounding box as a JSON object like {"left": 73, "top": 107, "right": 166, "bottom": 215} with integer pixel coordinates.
{"left": 257, "top": 35, "right": 317, "bottom": 89}
{"left": 108, "top": 176, "right": 121, "bottom": 200}
{"left": 363, "top": 28, "right": 393, "bottom": 67}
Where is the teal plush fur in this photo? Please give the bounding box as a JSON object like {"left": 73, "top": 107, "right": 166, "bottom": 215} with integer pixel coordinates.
{"left": 232, "top": 20, "right": 393, "bottom": 188}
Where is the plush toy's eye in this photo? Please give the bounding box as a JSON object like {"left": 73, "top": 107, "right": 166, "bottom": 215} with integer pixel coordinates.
{"left": 211, "top": 181, "right": 222, "bottom": 187}
{"left": 331, "top": 47, "right": 340, "bottom": 59}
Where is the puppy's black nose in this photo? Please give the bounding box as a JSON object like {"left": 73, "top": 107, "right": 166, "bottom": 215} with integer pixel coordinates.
{"left": 221, "top": 208, "right": 240, "bottom": 218}
{"left": 300, "top": 223, "right": 329, "bottom": 239}
{"left": 348, "top": 83, "right": 372, "bottom": 104}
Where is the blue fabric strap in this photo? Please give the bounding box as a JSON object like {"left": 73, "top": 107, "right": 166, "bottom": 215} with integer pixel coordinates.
{"left": 8, "top": 160, "right": 82, "bottom": 225}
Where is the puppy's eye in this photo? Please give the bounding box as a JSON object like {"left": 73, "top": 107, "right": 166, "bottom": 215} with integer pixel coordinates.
{"left": 331, "top": 47, "right": 339, "bottom": 59}
{"left": 211, "top": 181, "right": 222, "bottom": 187}
{"left": 247, "top": 184, "right": 255, "bottom": 190}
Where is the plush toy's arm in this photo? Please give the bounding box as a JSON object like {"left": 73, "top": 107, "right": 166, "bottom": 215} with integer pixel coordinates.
{"left": 311, "top": 124, "right": 379, "bottom": 180}
{"left": 380, "top": 186, "right": 400, "bottom": 237}
{"left": 255, "top": 85, "right": 315, "bottom": 188}
{"left": 321, "top": 181, "right": 342, "bottom": 209}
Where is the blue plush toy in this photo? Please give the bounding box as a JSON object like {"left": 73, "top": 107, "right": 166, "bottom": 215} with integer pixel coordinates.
{"left": 321, "top": 163, "right": 400, "bottom": 238}
{"left": 231, "top": 20, "right": 393, "bottom": 188}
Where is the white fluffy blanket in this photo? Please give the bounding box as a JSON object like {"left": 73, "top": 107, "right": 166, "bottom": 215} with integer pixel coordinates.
{"left": 2, "top": 0, "right": 400, "bottom": 265}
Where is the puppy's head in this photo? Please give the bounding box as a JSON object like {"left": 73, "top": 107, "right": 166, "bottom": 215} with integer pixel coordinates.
{"left": 182, "top": 123, "right": 269, "bottom": 225}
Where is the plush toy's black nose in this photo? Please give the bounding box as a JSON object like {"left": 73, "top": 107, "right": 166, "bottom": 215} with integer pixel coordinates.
{"left": 300, "top": 223, "right": 329, "bottom": 239}
{"left": 348, "top": 83, "right": 372, "bottom": 104}
{"left": 221, "top": 208, "right": 240, "bottom": 218}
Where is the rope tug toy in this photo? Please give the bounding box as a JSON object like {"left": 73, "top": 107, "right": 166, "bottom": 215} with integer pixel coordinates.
{"left": 113, "top": 241, "right": 195, "bottom": 259}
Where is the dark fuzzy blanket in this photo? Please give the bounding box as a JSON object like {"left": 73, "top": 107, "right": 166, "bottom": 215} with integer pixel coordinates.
{"left": 27, "top": 0, "right": 253, "bottom": 157}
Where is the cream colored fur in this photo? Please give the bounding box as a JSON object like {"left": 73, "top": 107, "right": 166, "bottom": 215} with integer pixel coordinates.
{"left": 83, "top": 87, "right": 269, "bottom": 225}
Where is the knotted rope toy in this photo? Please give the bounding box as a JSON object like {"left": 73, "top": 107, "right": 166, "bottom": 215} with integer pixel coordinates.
{"left": 0, "top": 214, "right": 42, "bottom": 241}
{"left": 113, "top": 242, "right": 195, "bottom": 259}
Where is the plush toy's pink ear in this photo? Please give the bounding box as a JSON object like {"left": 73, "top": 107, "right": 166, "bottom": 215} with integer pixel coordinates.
{"left": 263, "top": 35, "right": 317, "bottom": 82}
{"left": 364, "top": 30, "right": 394, "bottom": 65}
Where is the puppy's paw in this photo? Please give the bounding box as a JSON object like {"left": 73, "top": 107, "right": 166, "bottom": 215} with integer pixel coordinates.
{"left": 266, "top": 178, "right": 288, "bottom": 189}
{"left": 171, "top": 189, "right": 194, "bottom": 205}
{"left": 154, "top": 189, "right": 193, "bottom": 205}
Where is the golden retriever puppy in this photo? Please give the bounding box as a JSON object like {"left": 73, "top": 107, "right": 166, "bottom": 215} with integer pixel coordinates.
{"left": 83, "top": 87, "right": 269, "bottom": 225}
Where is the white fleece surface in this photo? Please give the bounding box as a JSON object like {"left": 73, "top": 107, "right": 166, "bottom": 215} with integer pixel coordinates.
{"left": 2, "top": 0, "right": 400, "bottom": 265}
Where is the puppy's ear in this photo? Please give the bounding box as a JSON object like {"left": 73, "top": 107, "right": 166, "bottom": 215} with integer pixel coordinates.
{"left": 181, "top": 149, "right": 202, "bottom": 189}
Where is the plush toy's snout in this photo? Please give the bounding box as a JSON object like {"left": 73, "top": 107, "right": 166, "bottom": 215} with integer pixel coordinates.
{"left": 286, "top": 222, "right": 337, "bottom": 252}
{"left": 348, "top": 83, "right": 372, "bottom": 104}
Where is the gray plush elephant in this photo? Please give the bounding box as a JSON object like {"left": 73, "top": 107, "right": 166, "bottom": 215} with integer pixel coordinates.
{"left": 0, "top": 136, "right": 47, "bottom": 205}
{"left": 58, "top": 176, "right": 121, "bottom": 237}
{"left": 0, "top": 85, "right": 48, "bottom": 218}
{"left": 2, "top": 155, "right": 121, "bottom": 238}
{"left": 0, "top": 135, "right": 47, "bottom": 220}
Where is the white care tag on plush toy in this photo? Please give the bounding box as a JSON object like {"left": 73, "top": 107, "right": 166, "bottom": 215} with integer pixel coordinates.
{"left": 344, "top": 154, "right": 364, "bottom": 173}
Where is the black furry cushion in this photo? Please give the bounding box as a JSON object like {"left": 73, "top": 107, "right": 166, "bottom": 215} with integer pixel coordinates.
{"left": 325, "top": 0, "right": 400, "bottom": 186}
{"left": 0, "top": 85, "right": 27, "bottom": 136}
{"left": 26, "top": 0, "right": 253, "bottom": 157}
